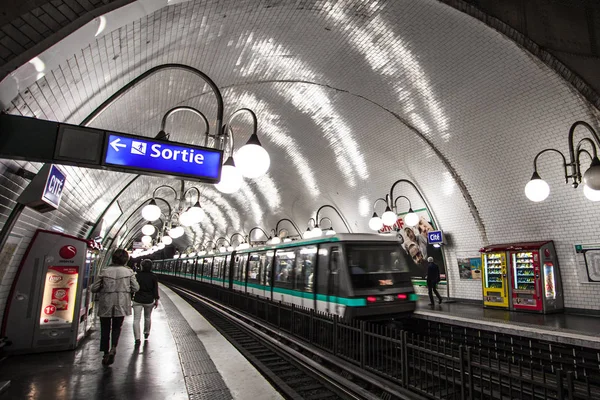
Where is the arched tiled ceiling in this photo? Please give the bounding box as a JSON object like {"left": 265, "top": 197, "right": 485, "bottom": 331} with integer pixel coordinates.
{"left": 3, "top": 0, "right": 600, "bottom": 303}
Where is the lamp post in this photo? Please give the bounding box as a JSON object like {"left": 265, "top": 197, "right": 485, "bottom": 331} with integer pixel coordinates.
{"left": 525, "top": 121, "right": 600, "bottom": 202}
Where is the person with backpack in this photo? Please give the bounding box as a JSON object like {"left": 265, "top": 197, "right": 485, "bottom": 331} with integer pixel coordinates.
{"left": 91, "top": 249, "right": 139, "bottom": 366}
{"left": 132, "top": 259, "right": 160, "bottom": 345}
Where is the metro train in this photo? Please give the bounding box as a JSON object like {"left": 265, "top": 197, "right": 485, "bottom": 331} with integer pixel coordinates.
{"left": 153, "top": 233, "right": 417, "bottom": 320}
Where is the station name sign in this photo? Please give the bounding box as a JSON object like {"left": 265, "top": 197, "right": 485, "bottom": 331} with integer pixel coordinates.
{"left": 427, "top": 230, "right": 444, "bottom": 245}
{"left": 0, "top": 114, "right": 223, "bottom": 183}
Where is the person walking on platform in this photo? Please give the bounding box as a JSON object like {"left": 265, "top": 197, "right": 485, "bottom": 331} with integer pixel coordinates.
{"left": 132, "top": 259, "right": 160, "bottom": 345}
{"left": 91, "top": 249, "right": 139, "bottom": 366}
{"left": 426, "top": 256, "right": 443, "bottom": 306}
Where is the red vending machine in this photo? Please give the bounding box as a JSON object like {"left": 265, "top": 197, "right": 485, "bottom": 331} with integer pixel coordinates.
{"left": 482, "top": 241, "right": 564, "bottom": 313}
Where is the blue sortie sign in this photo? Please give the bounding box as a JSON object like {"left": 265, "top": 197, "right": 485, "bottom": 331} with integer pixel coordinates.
{"left": 103, "top": 134, "right": 222, "bottom": 181}
{"left": 427, "top": 230, "right": 444, "bottom": 245}
{"left": 41, "top": 165, "right": 66, "bottom": 209}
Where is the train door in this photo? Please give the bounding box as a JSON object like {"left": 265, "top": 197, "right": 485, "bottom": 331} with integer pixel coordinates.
{"left": 273, "top": 249, "right": 296, "bottom": 304}
{"left": 260, "top": 251, "right": 274, "bottom": 299}
{"left": 293, "top": 245, "right": 317, "bottom": 309}
{"left": 224, "top": 255, "right": 232, "bottom": 289}
{"left": 326, "top": 246, "right": 343, "bottom": 316}
{"left": 246, "top": 252, "right": 262, "bottom": 296}
{"left": 233, "top": 254, "right": 248, "bottom": 292}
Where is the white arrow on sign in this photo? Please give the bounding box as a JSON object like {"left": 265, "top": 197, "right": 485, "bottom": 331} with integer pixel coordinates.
{"left": 110, "top": 138, "right": 127, "bottom": 152}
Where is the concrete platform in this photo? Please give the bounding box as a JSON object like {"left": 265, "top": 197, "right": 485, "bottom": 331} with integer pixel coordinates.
{"left": 0, "top": 284, "right": 283, "bottom": 399}
{"left": 415, "top": 299, "right": 600, "bottom": 349}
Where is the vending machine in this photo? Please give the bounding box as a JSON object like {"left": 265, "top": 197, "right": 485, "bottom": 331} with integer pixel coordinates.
{"left": 481, "top": 249, "right": 510, "bottom": 308}
{"left": 481, "top": 241, "right": 564, "bottom": 313}
{"left": 1, "top": 230, "right": 99, "bottom": 354}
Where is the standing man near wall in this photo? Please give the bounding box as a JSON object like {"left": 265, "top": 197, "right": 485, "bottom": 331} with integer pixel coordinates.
{"left": 426, "top": 256, "right": 443, "bottom": 306}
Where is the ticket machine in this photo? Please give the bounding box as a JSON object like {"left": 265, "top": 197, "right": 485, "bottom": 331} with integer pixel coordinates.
{"left": 1, "top": 230, "right": 99, "bottom": 353}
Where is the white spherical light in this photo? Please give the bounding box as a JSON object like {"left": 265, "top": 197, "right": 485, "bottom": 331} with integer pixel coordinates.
{"left": 525, "top": 176, "right": 550, "bottom": 202}
{"left": 381, "top": 209, "right": 398, "bottom": 227}
{"left": 157, "top": 243, "right": 165, "bottom": 250}
{"left": 326, "top": 229, "right": 336, "bottom": 236}
{"left": 161, "top": 235, "right": 173, "bottom": 245}
{"left": 311, "top": 227, "right": 323, "bottom": 237}
{"left": 404, "top": 211, "right": 420, "bottom": 227}
{"left": 169, "top": 226, "right": 185, "bottom": 239}
{"left": 368, "top": 214, "right": 383, "bottom": 231}
{"left": 141, "top": 201, "right": 161, "bottom": 221}
{"left": 236, "top": 138, "right": 270, "bottom": 178}
{"left": 141, "top": 235, "right": 152, "bottom": 245}
{"left": 583, "top": 184, "right": 600, "bottom": 201}
{"left": 186, "top": 203, "right": 205, "bottom": 224}
{"left": 215, "top": 158, "right": 243, "bottom": 194}
{"left": 582, "top": 158, "right": 600, "bottom": 191}
{"left": 179, "top": 211, "right": 193, "bottom": 227}
{"left": 141, "top": 224, "right": 156, "bottom": 236}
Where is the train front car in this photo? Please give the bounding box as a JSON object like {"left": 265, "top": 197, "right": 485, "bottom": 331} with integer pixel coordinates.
{"left": 335, "top": 234, "right": 417, "bottom": 320}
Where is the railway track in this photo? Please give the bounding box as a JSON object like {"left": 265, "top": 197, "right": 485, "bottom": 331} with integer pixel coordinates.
{"left": 160, "top": 275, "right": 600, "bottom": 400}
{"left": 166, "top": 282, "right": 420, "bottom": 400}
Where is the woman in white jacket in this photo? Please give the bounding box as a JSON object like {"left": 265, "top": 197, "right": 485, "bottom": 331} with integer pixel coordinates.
{"left": 91, "top": 249, "right": 139, "bottom": 366}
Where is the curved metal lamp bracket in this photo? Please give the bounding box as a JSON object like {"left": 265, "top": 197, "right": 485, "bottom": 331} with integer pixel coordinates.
{"left": 160, "top": 106, "right": 210, "bottom": 146}
{"left": 388, "top": 179, "right": 440, "bottom": 230}
{"left": 275, "top": 218, "right": 303, "bottom": 239}
{"left": 532, "top": 148, "right": 569, "bottom": 184}
{"left": 393, "top": 195, "right": 412, "bottom": 212}
{"left": 314, "top": 204, "right": 352, "bottom": 233}
{"left": 80, "top": 64, "right": 224, "bottom": 139}
{"left": 248, "top": 227, "right": 269, "bottom": 246}
{"left": 230, "top": 232, "right": 246, "bottom": 245}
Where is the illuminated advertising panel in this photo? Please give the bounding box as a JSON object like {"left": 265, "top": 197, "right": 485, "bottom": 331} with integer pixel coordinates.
{"left": 39, "top": 266, "right": 79, "bottom": 327}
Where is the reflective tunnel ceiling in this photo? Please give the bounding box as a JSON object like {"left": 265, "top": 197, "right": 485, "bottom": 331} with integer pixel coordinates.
{"left": 5, "top": 0, "right": 600, "bottom": 252}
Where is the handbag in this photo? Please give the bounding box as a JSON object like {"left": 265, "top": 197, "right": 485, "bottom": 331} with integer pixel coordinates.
{"left": 91, "top": 277, "right": 104, "bottom": 293}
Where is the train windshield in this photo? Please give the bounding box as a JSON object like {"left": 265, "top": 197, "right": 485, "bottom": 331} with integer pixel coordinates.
{"left": 346, "top": 244, "right": 410, "bottom": 290}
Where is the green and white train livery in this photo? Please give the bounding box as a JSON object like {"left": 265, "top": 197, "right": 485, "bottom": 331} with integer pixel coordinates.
{"left": 153, "top": 233, "right": 417, "bottom": 320}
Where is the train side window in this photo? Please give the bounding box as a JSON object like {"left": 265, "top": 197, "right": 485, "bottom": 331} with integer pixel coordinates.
{"left": 247, "top": 253, "right": 262, "bottom": 285}
{"left": 294, "top": 246, "right": 317, "bottom": 292}
{"left": 274, "top": 249, "right": 295, "bottom": 289}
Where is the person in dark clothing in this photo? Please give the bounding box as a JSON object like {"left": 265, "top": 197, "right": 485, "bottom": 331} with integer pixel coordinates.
{"left": 426, "top": 257, "right": 443, "bottom": 305}
{"left": 132, "top": 259, "right": 160, "bottom": 345}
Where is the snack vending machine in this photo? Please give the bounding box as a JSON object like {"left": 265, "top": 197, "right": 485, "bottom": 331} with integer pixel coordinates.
{"left": 481, "top": 250, "right": 509, "bottom": 308}
{"left": 481, "top": 241, "right": 563, "bottom": 313}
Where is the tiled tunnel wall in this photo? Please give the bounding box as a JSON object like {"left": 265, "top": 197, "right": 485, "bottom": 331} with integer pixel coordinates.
{"left": 1, "top": 0, "right": 600, "bottom": 328}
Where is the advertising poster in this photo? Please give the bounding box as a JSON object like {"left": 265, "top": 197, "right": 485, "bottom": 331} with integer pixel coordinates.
{"left": 574, "top": 244, "right": 600, "bottom": 283}
{"left": 39, "top": 266, "right": 79, "bottom": 327}
{"left": 379, "top": 209, "right": 446, "bottom": 285}
{"left": 457, "top": 257, "right": 482, "bottom": 280}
